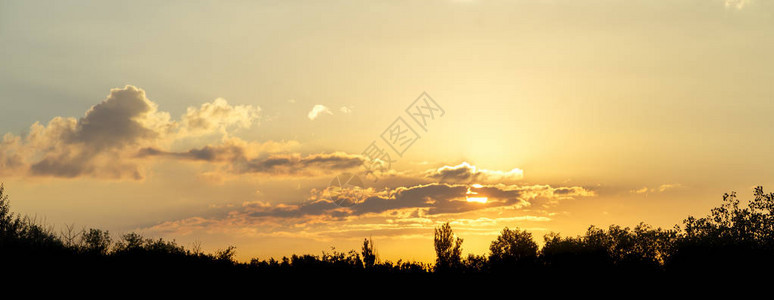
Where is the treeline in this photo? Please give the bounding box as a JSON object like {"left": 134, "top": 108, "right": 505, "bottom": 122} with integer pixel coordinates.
{"left": 3, "top": 183, "right": 774, "bottom": 283}
{"left": 434, "top": 187, "right": 774, "bottom": 277}
{"left": 0, "top": 183, "right": 431, "bottom": 283}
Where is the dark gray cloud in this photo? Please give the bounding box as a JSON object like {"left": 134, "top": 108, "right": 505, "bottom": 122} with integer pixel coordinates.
{"left": 70, "top": 86, "right": 159, "bottom": 150}
{"left": 139, "top": 143, "right": 364, "bottom": 176}
{"left": 246, "top": 200, "right": 350, "bottom": 219}
{"left": 137, "top": 144, "right": 245, "bottom": 162}
{"left": 424, "top": 162, "right": 524, "bottom": 183}
{"left": 237, "top": 183, "right": 594, "bottom": 220}
{"left": 26, "top": 86, "right": 162, "bottom": 179}
{"left": 238, "top": 152, "right": 364, "bottom": 175}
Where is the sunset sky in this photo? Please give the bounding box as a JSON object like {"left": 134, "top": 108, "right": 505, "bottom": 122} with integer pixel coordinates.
{"left": 1, "top": 0, "right": 773, "bottom": 262}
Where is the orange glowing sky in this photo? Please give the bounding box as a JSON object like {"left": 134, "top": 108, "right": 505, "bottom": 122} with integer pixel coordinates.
{"left": 1, "top": 0, "right": 773, "bottom": 262}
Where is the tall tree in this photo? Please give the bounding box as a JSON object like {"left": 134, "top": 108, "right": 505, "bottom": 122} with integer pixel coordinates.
{"left": 361, "top": 237, "right": 376, "bottom": 269}
{"left": 434, "top": 222, "right": 463, "bottom": 271}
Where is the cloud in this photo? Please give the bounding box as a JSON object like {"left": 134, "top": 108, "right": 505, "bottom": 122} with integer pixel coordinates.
{"left": 0, "top": 85, "right": 365, "bottom": 180}
{"left": 139, "top": 141, "right": 364, "bottom": 176}
{"left": 238, "top": 152, "right": 364, "bottom": 175}
{"left": 19, "top": 86, "right": 168, "bottom": 179}
{"left": 631, "top": 187, "right": 649, "bottom": 194}
{"left": 307, "top": 105, "right": 332, "bottom": 120}
{"left": 72, "top": 86, "right": 166, "bottom": 149}
{"left": 0, "top": 92, "right": 535, "bottom": 187}
{"left": 142, "top": 182, "right": 594, "bottom": 241}
{"left": 657, "top": 184, "right": 682, "bottom": 192}
{"left": 725, "top": 0, "right": 750, "bottom": 9}
{"left": 424, "top": 162, "right": 524, "bottom": 183}
{"left": 138, "top": 143, "right": 245, "bottom": 162}
{"left": 339, "top": 106, "right": 353, "bottom": 114}
{"left": 0, "top": 134, "right": 23, "bottom": 172}
{"left": 630, "top": 184, "right": 682, "bottom": 194}
{"left": 0, "top": 85, "right": 263, "bottom": 180}
{"left": 179, "top": 98, "right": 260, "bottom": 138}
{"left": 247, "top": 183, "right": 592, "bottom": 219}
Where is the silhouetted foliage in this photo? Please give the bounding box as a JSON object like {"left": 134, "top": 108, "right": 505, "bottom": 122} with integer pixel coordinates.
{"left": 81, "top": 228, "right": 112, "bottom": 255}
{"left": 434, "top": 222, "right": 463, "bottom": 272}
{"left": 488, "top": 227, "right": 538, "bottom": 270}
{"left": 0, "top": 183, "right": 63, "bottom": 251}
{"left": 216, "top": 245, "right": 238, "bottom": 263}
{"left": 362, "top": 237, "right": 377, "bottom": 269}
{"left": 463, "top": 254, "right": 488, "bottom": 272}
{"left": 672, "top": 187, "right": 774, "bottom": 273}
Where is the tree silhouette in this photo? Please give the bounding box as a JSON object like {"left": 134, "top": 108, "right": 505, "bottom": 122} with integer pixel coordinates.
{"left": 463, "top": 254, "right": 487, "bottom": 272}
{"left": 1, "top": 184, "right": 61, "bottom": 250}
{"left": 541, "top": 232, "right": 598, "bottom": 270}
{"left": 81, "top": 228, "right": 112, "bottom": 255}
{"left": 361, "top": 237, "right": 376, "bottom": 269}
{"left": 673, "top": 186, "right": 774, "bottom": 272}
{"left": 216, "top": 245, "right": 237, "bottom": 263}
{"left": 488, "top": 227, "right": 538, "bottom": 269}
{"left": 434, "top": 222, "right": 463, "bottom": 272}
{"left": 0, "top": 183, "right": 13, "bottom": 241}
{"left": 114, "top": 232, "right": 145, "bottom": 253}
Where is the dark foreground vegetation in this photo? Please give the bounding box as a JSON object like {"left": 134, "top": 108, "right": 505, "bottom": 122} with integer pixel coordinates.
{"left": 3, "top": 183, "right": 774, "bottom": 288}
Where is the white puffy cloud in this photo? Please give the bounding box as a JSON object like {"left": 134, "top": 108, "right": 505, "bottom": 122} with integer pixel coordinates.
{"left": 307, "top": 105, "right": 332, "bottom": 120}
{"left": 630, "top": 183, "right": 682, "bottom": 194}
{"left": 178, "top": 98, "right": 260, "bottom": 138}
{"left": 725, "top": 0, "right": 751, "bottom": 9}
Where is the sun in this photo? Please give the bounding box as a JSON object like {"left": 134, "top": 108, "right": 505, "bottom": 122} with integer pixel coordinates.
{"left": 466, "top": 196, "right": 488, "bottom": 203}
{"left": 466, "top": 185, "right": 488, "bottom": 203}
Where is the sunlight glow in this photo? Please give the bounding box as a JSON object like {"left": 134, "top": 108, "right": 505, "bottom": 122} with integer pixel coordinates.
{"left": 466, "top": 185, "right": 487, "bottom": 203}
{"left": 466, "top": 197, "right": 488, "bottom": 203}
